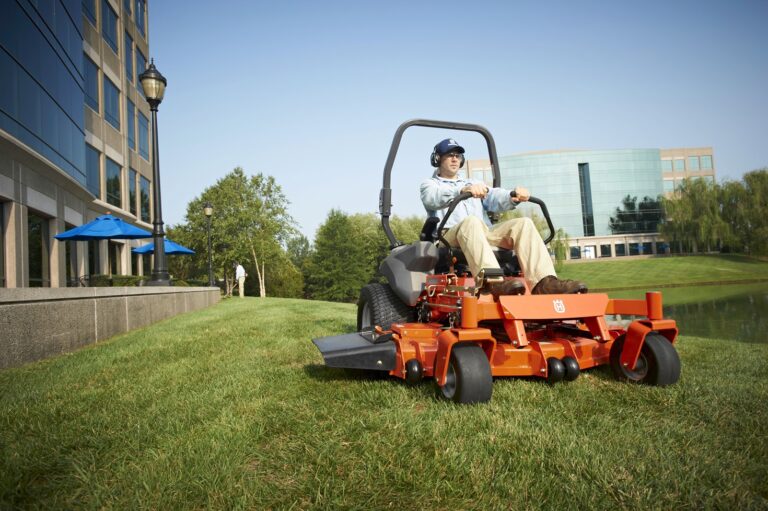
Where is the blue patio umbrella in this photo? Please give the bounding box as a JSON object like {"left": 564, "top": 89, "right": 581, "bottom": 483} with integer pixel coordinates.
{"left": 132, "top": 239, "right": 195, "bottom": 255}
{"left": 55, "top": 214, "right": 152, "bottom": 241}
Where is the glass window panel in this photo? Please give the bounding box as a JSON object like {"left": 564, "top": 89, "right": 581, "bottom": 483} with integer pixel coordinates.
{"left": 655, "top": 242, "right": 669, "bottom": 255}
{"left": 124, "top": 32, "right": 134, "bottom": 82}
{"left": 101, "top": 0, "right": 118, "bottom": 53}
{"left": 661, "top": 159, "right": 672, "bottom": 171}
{"left": 83, "top": 54, "right": 99, "bottom": 111}
{"left": 641, "top": 242, "right": 653, "bottom": 254}
{"left": 136, "top": 49, "right": 146, "bottom": 98}
{"left": 106, "top": 157, "right": 121, "bottom": 207}
{"left": 127, "top": 98, "right": 135, "bottom": 149}
{"left": 109, "top": 241, "right": 119, "bottom": 275}
{"left": 140, "top": 176, "right": 150, "bottom": 222}
{"left": 82, "top": 0, "right": 96, "bottom": 24}
{"left": 629, "top": 242, "right": 640, "bottom": 256}
{"left": 600, "top": 244, "right": 612, "bottom": 257}
{"left": 129, "top": 169, "right": 137, "bottom": 216}
{"left": 28, "top": 212, "right": 50, "bottom": 287}
{"left": 135, "top": 0, "right": 145, "bottom": 36}
{"left": 88, "top": 239, "right": 101, "bottom": 275}
{"left": 674, "top": 159, "right": 684, "bottom": 171}
{"left": 0, "top": 204, "right": 4, "bottom": 286}
{"left": 138, "top": 111, "right": 149, "bottom": 159}
{"left": 136, "top": 48, "right": 147, "bottom": 75}
{"left": 103, "top": 77, "right": 120, "bottom": 129}
{"left": 688, "top": 156, "right": 699, "bottom": 171}
{"left": 700, "top": 155, "right": 712, "bottom": 170}
{"left": 124, "top": 0, "right": 131, "bottom": 14}
{"left": 615, "top": 244, "right": 627, "bottom": 256}
{"left": 85, "top": 143, "right": 100, "bottom": 196}
{"left": 569, "top": 247, "right": 581, "bottom": 259}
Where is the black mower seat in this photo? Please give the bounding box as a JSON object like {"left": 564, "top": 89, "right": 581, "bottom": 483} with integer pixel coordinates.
{"left": 420, "top": 217, "right": 521, "bottom": 277}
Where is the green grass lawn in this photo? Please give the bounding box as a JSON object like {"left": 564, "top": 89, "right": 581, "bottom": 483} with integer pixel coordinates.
{"left": 2, "top": 297, "right": 767, "bottom": 509}
{"left": 558, "top": 254, "right": 768, "bottom": 290}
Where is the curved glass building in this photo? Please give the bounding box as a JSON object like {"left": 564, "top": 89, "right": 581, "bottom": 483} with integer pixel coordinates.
{"left": 468, "top": 146, "right": 715, "bottom": 259}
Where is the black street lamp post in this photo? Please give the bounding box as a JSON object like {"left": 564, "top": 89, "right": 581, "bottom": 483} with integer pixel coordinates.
{"left": 139, "top": 59, "right": 169, "bottom": 286}
{"left": 204, "top": 201, "right": 213, "bottom": 286}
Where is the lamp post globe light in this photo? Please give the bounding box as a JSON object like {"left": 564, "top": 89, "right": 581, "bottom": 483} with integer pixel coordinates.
{"left": 204, "top": 201, "right": 214, "bottom": 286}
{"left": 139, "top": 59, "right": 170, "bottom": 286}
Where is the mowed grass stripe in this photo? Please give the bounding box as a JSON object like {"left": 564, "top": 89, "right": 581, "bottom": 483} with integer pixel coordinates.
{"left": 1, "top": 296, "right": 767, "bottom": 509}
{"left": 559, "top": 254, "right": 768, "bottom": 290}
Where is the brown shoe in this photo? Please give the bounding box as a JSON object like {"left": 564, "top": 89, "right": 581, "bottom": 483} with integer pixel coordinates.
{"left": 486, "top": 279, "right": 526, "bottom": 298}
{"left": 532, "top": 276, "right": 588, "bottom": 295}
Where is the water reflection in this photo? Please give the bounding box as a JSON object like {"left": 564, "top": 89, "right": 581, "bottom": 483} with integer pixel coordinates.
{"left": 609, "top": 283, "right": 768, "bottom": 343}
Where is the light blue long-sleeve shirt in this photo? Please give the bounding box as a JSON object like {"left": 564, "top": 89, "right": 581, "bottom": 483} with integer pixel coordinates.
{"left": 420, "top": 175, "right": 517, "bottom": 229}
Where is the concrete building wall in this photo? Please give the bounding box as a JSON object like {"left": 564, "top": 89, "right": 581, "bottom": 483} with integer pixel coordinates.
{"left": 660, "top": 147, "right": 716, "bottom": 195}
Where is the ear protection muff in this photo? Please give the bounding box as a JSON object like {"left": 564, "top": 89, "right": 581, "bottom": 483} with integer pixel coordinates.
{"left": 430, "top": 144, "right": 465, "bottom": 168}
{"left": 430, "top": 144, "right": 440, "bottom": 167}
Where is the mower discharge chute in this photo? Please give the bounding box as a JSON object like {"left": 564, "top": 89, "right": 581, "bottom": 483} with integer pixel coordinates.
{"left": 312, "top": 119, "right": 681, "bottom": 404}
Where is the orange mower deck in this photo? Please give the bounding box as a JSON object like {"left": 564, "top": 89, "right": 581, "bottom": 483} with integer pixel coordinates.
{"left": 387, "top": 290, "right": 677, "bottom": 386}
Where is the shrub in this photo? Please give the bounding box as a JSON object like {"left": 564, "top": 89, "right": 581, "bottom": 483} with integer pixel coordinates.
{"left": 89, "top": 274, "right": 112, "bottom": 287}
{"left": 111, "top": 275, "right": 146, "bottom": 287}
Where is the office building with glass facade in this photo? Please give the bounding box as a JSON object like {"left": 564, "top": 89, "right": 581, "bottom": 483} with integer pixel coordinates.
{"left": 1, "top": 0, "right": 154, "bottom": 287}
{"left": 467, "top": 146, "right": 716, "bottom": 259}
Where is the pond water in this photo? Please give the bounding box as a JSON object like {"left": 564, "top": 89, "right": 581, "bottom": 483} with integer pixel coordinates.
{"left": 608, "top": 283, "right": 768, "bottom": 343}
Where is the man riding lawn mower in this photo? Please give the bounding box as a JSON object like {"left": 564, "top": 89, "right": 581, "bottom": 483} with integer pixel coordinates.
{"left": 313, "top": 120, "right": 681, "bottom": 404}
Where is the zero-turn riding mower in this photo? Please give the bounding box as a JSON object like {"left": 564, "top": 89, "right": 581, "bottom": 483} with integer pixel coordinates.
{"left": 312, "top": 120, "right": 681, "bottom": 404}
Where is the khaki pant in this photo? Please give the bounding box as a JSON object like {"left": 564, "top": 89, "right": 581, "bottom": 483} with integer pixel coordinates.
{"left": 442, "top": 216, "right": 555, "bottom": 289}
{"left": 238, "top": 276, "right": 245, "bottom": 298}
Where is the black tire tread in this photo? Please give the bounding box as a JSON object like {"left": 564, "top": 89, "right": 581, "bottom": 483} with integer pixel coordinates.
{"left": 357, "top": 283, "right": 414, "bottom": 331}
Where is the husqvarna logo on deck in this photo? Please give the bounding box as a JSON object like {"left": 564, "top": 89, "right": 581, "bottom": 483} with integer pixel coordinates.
{"left": 553, "top": 299, "right": 566, "bottom": 313}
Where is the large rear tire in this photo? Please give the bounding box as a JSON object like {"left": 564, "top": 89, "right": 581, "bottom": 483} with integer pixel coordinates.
{"left": 610, "top": 333, "right": 681, "bottom": 386}
{"left": 357, "top": 283, "right": 415, "bottom": 331}
{"left": 439, "top": 344, "right": 493, "bottom": 404}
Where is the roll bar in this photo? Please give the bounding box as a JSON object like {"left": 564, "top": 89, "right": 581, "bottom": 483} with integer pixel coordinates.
{"left": 379, "top": 119, "right": 501, "bottom": 248}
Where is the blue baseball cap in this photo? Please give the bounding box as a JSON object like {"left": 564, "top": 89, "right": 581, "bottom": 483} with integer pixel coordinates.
{"left": 435, "top": 138, "right": 465, "bottom": 156}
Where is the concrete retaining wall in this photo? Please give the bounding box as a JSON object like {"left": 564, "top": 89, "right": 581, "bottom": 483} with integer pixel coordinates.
{"left": 0, "top": 287, "right": 221, "bottom": 369}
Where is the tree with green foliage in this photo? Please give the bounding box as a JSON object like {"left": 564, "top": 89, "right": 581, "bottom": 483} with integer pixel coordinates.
{"left": 305, "top": 211, "right": 426, "bottom": 302}
{"left": 740, "top": 169, "right": 768, "bottom": 255}
{"left": 609, "top": 195, "right": 664, "bottom": 234}
{"left": 305, "top": 210, "right": 369, "bottom": 302}
{"left": 167, "top": 167, "right": 300, "bottom": 297}
{"left": 550, "top": 228, "right": 570, "bottom": 273}
{"left": 661, "top": 178, "right": 729, "bottom": 253}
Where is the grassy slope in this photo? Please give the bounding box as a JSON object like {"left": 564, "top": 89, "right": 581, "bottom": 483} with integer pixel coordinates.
{"left": 1, "top": 297, "right": 767, "bottom": 510}
{"left": 557, "top": 254, "right": 768, "bottom": 290}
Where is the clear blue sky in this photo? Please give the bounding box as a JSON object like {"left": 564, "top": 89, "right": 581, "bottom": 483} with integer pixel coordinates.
{"left": 148, "top": 0, "right": 768, "bottom": 239}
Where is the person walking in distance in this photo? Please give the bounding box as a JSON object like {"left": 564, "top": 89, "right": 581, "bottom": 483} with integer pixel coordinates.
{"left": 420, "top": 138, "right": 587, "bottom": 296}
{"left": 235, "top": 262, "right": 247, "bottom": 298}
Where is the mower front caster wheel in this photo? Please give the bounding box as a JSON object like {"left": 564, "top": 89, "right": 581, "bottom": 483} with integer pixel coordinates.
{"left": 562, "top": 356, "right": 580, "bottom": 381}
{"left": 610, "top": 333, "right": 681, "bottom": 386}
{"left": 546, "top": 358, "right": 565, "bottom": 383}
{"left": 405, "top": 359, "right": 423, "bottom": 385}
{"left": 439, "top": 344, "right": 492, "bottom": 404}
